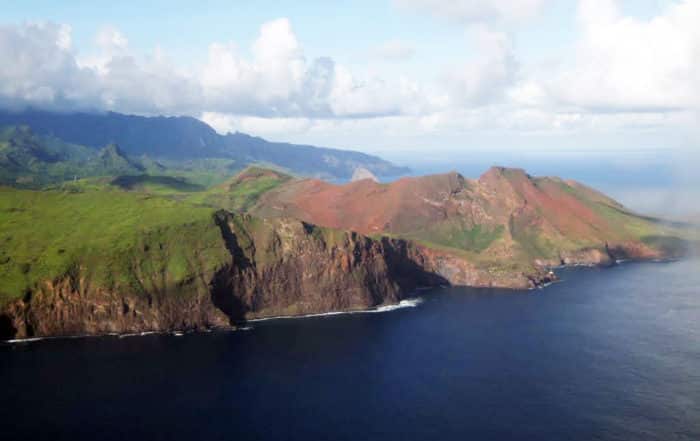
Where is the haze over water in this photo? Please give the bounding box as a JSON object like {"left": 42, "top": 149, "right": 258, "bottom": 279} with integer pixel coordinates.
{"left": 2, "top": 260, "right": 699, "bottom": 441}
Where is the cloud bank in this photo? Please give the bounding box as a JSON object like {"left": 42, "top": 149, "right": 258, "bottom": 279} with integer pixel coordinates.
{"left": 0, "top": 0, "right": 698, "bottom": 148}
{"left": 0, "top": 19, "right": 432, "bottom": 119}
{"left": 393, "top": 0, "right": 547, "bottom": 24}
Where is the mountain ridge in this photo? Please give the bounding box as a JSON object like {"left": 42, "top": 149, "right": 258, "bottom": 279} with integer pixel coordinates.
{"left": 251, "top": 166, "right": 691, "bottom": 278}
{"left": 0, "top": 126, "right": 147, "bottom": 186}
{"left": 0, "top": 109, "right": 409, "bottom": 179}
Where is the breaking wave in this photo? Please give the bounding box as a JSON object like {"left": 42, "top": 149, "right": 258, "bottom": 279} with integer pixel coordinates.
{"left": 249, "top": 298, "right": 424, "bottom": 323}
{"left": 372, "top": 298, "right": 423, "bottom": 312}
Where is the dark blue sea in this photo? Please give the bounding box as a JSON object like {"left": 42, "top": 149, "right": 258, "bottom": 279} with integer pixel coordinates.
{"left": 2, "top": 260, "right": 699, "bottom": 441}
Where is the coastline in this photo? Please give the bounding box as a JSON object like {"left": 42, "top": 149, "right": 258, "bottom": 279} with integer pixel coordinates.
{"left": 1, "top": 257, "right": 681, "bottom": 344}
{"left": 1, "top": 298, "right": 426, "bottom": 344}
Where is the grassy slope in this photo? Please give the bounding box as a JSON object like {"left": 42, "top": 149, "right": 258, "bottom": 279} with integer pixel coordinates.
{"left": 0, "top": 167, "right": 291, "bottom": 307}
{"left": 405, "top": 223, "right": 506, "bottom": 254}
{"left": 184, "top": 167, "right": 292, "bottom": 211}
{"left": 139, "top": 157, "right": 246, "bottom": 188}
{"left": 53, "top": 166, "right": 291, "bottom": 208}
{"left": 0, "top": 187, "right": 228, "bottom": 306}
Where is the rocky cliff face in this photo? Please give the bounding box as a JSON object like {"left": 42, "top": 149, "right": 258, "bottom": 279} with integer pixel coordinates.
{"left": 1, "top": 276, "right": 230, "bottom": 339}
{"left": 536, "top": 241, "right": 676, "bottom": 268}
{"left": 209, "top": 212, "right": 406, "bottom": 320}
{"left": 0, "top": 212, "right": 445, "bottom": 340}
{"left": 380, "top": 238, "right": 554, "bottom": 289}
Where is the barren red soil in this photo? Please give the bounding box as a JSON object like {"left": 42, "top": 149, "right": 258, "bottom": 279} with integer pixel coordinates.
{"left": 254, "top": 167, "right": 628, "bottom": 244}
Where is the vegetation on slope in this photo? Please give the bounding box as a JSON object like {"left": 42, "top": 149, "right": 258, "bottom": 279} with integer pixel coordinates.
{"left": 406, "top": 223, "right": 505, "bottom": 253}
{"left": 97, "top": 166, "right": 291, "bottom": 211}
{"left": 0, "top": 166, "right": 294, "bottom": 307}
{"left": 186, "top": 167, "right": 292, "bottom": 211}
{"left": 0, "top": 186, "right": 232, "bottom": 306}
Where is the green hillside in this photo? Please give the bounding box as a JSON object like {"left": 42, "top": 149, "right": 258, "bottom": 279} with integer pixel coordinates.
{"left": 0, "top": 187, "right": 219, "bottom": 306}
{"left": 0, "top": 166, "right": 292, "bottom": 307}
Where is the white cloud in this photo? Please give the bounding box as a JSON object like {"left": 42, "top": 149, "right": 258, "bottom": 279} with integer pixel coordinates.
{"left": 0, "top": 22, "right": 100, "bottom": 111}
{"left": 1, "top": 4, "right": 699, "bottom": 153}
{"left": 200, "top": 18, "right": 327, "bottom": 116}
{"left": 201, "top": 112, "right": 313, "bottom": 136}
{"left": 550, "top": 0, "right": 700, "bottom": 112}
{"left": 444, "top": 26, "right": 518, "bottom": 106}
{"left": 0, "top": 22, "right": 201, "bottom": 114}
{"left": 371, "top": 39, "right": 416, "bottom": 61}
{"left": 507, "top": 80, "right": 548, "bottom": 107}
{"left": 394, "top": 0, "right": 547, "bottom": 24}
{"left": 96, "top": 26, "right": 129, "bottom": 55}
{"left": 199, "top": 18, "right": 428, "bottom": 117}
{"left": 328, "top": 66, "right": 414, "bottom": 117}
{"left": 0, "top": 19, "right": 431, "bottom": 119}
{"left": 249, "top": 18, "right": 305, "bottom": 102}
{"left": 55, "top": 24, "right": 72, "bottom": 50}
{"left": 97, "top": 53, "right": 201, "bottom": 115}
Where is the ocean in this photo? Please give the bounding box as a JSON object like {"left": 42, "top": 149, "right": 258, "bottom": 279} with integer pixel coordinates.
{"left": 2, "top": 260, "right": 699, "bottom": 440}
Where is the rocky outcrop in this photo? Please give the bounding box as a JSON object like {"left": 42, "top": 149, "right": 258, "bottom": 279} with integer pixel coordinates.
{"left": 558, "top": 247, "right": 615, "bottom": 267}
{"left": 382, "top": 238, "right": 554, "bottom": 289}
{"left": 607, "top": 240, "right": 682, "bottom": 260}
{"left": 538, "top": 241, "right": 675, "bottom": 268}
{"left": 209, "top": 212, "right": 408, "bottom": 320}
{"left": 0, "top": 212, "right": 445, "bottom": 340}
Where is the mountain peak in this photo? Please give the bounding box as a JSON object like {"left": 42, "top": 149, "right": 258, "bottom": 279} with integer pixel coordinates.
{"left": 480, "top": 166, "right": 528, "bottom": 180}
{"left": 99, "top": 142, "right": 125, "bottom": 157}
{"left": 94, "top": 142, "right": 144, "bottom": 172}
{"left": 220, "top": 166, "right": 292, "bottom": 191}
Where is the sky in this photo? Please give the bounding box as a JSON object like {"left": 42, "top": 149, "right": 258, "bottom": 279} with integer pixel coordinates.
{"left": 0, "top": 0, "right": 698, "bottom": 164}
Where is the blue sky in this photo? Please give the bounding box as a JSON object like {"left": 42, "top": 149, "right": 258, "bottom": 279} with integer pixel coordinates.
{"left": 0, "top": 1, "right": 673, "bottom": 55}
{"left": 1, "top": 0, "right": 674, "bottom": 75}
{"left": 0, "top": 0, "right": 697, "bottom": 161}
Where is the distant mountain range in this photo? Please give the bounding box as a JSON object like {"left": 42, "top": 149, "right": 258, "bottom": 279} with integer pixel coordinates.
{"left": 0, "top": 109, "right": 408, "bottom": 180}
{"left": 0, "top": 126, "right": 146, "bottom": 186}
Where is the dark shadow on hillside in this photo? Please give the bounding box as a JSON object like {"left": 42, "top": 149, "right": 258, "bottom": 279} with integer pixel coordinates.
{"left": 110, "top": 174, "right": 205, "bottom": 192}
{"left": 210, "top": 211, "right": 253, "bottom": 324}
{"left": 380, "top": 237, "right": 450, "bottom": 293}
{"left": 0, "top": 314, "right": 17, "bottom": 340}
